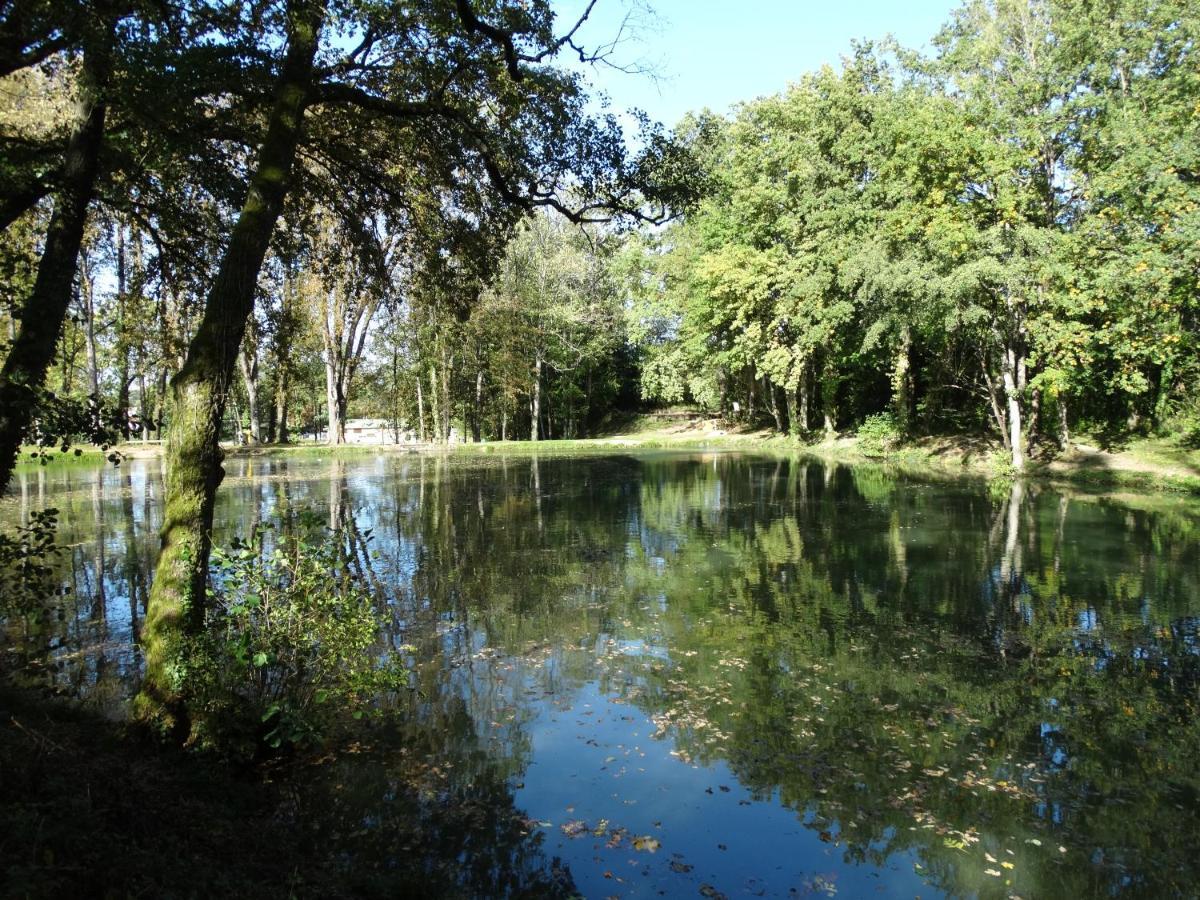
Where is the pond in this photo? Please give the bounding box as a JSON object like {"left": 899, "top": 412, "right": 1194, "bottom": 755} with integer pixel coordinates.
{"left": 3, "top": 451, "right": 1199, "bottom": 898}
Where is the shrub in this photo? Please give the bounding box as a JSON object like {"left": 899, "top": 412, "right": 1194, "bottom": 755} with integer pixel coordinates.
{"left": 185, "top": 514, "right": 407, "bottom": 753}
{"left": 0, "top": 509, "right": 69, "bottom": 655}
{"left": 857, "top": 413, "right": 902, "bottom": 458}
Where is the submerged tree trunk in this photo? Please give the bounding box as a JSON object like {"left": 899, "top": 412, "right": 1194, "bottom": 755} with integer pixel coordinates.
{"left": 138, "top": 0, "right": 324, "bottom": 735}
{"left": 0, "top": 25, "right": 111, "bottom": 492}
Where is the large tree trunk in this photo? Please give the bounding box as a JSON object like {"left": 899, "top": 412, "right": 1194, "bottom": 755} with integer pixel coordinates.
{"left": 0, "top": 25, "right": 110, "bottom": 492}
{"left": 324, "top": 354, "right": 344, "bottom": 445}
{"left": 138, "top": 0, "right": 323, "bottom": 735}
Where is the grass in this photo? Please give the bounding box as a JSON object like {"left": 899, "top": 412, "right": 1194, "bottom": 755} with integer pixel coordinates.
{"left": 17, "top": 417, "right": 1200, "bottom": 495}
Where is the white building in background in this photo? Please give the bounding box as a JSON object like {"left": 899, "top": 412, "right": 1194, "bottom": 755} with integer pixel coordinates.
{"left": 326, "top": 419, "right": 464, "bottom": 444}
{"left": 343, "top": 418, "right": 410, "bottom": 444}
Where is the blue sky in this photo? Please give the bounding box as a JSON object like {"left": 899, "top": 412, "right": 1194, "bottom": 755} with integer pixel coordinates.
{"left": 556, "top": 0, "right": 962, "bottom": 127}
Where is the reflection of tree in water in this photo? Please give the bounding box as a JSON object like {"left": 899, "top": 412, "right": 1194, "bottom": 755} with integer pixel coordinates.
{"left": 6, "top": 453, "right": 1200, "bottom": 896}
{"left": 609, "top": 460, "right": 1200, "bottom": 898}
{"left": 378, "top": 454, "right": 1200, "bottom": 897}
{"left": 284, "top": 672, "right": 578, "bottom": 898}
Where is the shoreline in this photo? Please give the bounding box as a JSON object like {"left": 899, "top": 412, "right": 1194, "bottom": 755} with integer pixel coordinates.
{"left": 17, "top": 429, "right": 1200, "bottom": 496}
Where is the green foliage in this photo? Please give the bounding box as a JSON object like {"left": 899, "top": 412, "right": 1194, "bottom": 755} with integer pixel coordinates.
{"left": 857, "top": 412, "right": 902, "bottom": 457}
{"left": 183, "top": 515, "right": 407, "bottom": 753}
{"left": 0, "top": 508, "right": 67, "bottom": 636}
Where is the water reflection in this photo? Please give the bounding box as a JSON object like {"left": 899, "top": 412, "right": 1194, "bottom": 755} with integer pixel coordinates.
{"left": 3, "top": 452, "right": 1200, "bottom": 897}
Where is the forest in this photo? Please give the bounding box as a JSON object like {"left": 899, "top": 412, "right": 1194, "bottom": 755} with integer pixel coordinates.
{"left": 3, "top": 2, "right": 1200, "bottom": 895}
{"left": 4, "top": 0, "right": 1197, "bottom": 478}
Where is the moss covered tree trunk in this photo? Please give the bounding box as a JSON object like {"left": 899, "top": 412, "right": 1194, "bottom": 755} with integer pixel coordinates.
{"left": 0, "top": 23, "right": 111, "bottom": 492}
{"left": 138, "top": 0, "right": 324, "bottom": 735}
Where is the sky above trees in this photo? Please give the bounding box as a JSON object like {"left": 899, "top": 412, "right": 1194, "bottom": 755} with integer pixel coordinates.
{"left": 561, "top": 0, "right": 960, "bottom": 126}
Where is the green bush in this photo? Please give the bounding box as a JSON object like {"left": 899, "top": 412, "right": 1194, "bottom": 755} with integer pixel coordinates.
{"left": 0, "top": 509, "right": 69, "bottom": 655}
{"left": 857, "top": 413, "right": 902, "bottom": 458}
{"left": 185, "top": 515, "right": 407, "bottom": 753}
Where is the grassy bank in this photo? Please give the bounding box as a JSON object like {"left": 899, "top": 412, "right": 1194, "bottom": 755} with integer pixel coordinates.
{"left": 18, "top": 418, "right": 1200, "bottom": 494}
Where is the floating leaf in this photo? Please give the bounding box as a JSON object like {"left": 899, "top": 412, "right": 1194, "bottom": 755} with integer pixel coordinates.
{"left": 560, "top": 820, "right": 588, "bottom": 838}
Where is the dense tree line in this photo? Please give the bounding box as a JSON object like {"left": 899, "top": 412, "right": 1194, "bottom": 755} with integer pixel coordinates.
{"left": 629, "top": 0, "right": 1199, "bottom": 471}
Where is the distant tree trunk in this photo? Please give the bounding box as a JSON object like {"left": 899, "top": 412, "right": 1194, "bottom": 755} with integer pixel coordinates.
{"left": 500, "top": 405, "right": 507, "bottom": 441}
{"left": 1058, "top": 395, "right": 1070, "bottom": 448}
{"left": 0, "top": 23, "right": 111, "bottom": 492}
{"left": 238, "top": 347, "right": 261, "bottom": 444}
{"left": 138, "top": 0, "right": 323, "bottom": 735}
{"left": 416, "top": 377, "right": 426, "bottom": 442}
{"left": 440, "top": 349, "right": 451, "bottom": 443}
{"left": 472, "top": 369, "right": 483, "bottom": 442}
{"left": 1001, "top": 338, "right": 1025, "bottom": 472}
{"left": 115, "top": 222, "right": 132, "bottom": 438}
{"left": 821, "top": 359, "right": 837, "bottom": 438}
{"left": 139, "top": 372, "right": 150, "bottom": 442}
{"left": 768, "top": 380, "right": 784, "bottom": 432}
{"left": 429, "top": 364, "right": 442, "bottom": 442}
{"left": 274, "top": 363, "right": 290, "bottom": 444}
{"left": 798, "top": 366, "right": 810, "bottom": 433}
{"left": 892, "top": 324, "right": 912, "bottom": 436}
{"left": 531, "top": 356, "right": 542, "bottom": 442}
{"left": 81, "top": 259, "right": 100, "bottom": 400}
{"left": 153, "top": 369, "right": 167, "bottom": 438}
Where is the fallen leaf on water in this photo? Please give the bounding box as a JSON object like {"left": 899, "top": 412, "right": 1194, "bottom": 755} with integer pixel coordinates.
{"left": 985, "top": 868, "right": 1002, "bottom": 877}
{"left": 670, "top": 860, "right": 694, "bottom": 873}
{"left": 560, "top": 820, "right": 588, "bottom": 838}
{"left": 631, "top": 835, "right": 661, "bottom": 852}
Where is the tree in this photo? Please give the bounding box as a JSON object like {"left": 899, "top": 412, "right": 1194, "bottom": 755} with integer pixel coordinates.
{"left": 138, "top": 0, "right": 700, "bottom": 734}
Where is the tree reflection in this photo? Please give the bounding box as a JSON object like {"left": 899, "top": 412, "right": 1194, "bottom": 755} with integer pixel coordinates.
{"left": 4, "top": 452, "right": 1200, "bottom": 896}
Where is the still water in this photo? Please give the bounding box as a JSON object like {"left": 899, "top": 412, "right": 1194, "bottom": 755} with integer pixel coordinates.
{"left": 3, "top": 451, "right": 1199, "bottom": 898}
